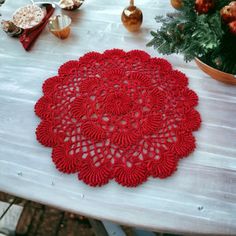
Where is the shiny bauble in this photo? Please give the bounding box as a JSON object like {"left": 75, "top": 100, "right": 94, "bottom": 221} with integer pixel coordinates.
{"left": 220, "top": 1, "right": 236, "bottom": 23}
{"left": 195, "top": 0, "right": 215, "bottom": 14}
{"left": 171, "top": 0, "right": 183, "bottom": 10}
{"left": 121, "top": 2, "right": 143, "bottom": 32}
{"left": 229, "top": 20, "right": 236, "bottom": 35}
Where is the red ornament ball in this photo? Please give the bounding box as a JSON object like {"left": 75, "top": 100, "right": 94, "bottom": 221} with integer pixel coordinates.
{"left": 220, "top": 1, "right": 236, "bottom": 23}
{"left": 229, "top": 20, "right": 236, "bottom": 35}
{"left": 195, "top": 0, "right": 215, "bottom": 14}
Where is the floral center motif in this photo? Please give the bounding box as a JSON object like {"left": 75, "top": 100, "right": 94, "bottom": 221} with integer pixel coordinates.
{"left": 104, "top": 92, "right": 132, "bottom": 115}
{"left": 70, "top": 70, "right": 164, "bottom": 148}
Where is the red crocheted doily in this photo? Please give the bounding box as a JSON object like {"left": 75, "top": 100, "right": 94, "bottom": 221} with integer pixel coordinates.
{"left": 35, "top": 49, "right": 201, "bottom": 187}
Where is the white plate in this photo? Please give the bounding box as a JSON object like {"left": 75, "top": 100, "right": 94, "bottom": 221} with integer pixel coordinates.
{"left": 12, "top": 4, "right": 44, "bottom": 29}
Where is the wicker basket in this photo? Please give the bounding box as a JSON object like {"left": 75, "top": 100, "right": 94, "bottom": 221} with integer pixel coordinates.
{"left": 195, "top": 58, "right": 236, "bottom": 85}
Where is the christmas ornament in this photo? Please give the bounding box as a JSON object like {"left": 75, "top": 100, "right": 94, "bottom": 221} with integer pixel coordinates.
{"left": 212, "top": 55, "right": 223, "bottom": 68}
{"left": 121, "top": 0, "right": 143, "bottom": 32}
{"left": 230, "top": 1, "right": 236, "bottom": 7}
{"left": 195, "top": 0, "right": 215, "bottom": 14}
{"left": 229, "top": 20, "right": 236, "bottom": 35}
{"left": 171, "top": 0, "right": 183, "bottom": 10}
{"left": 149, "top": 0, "right": 236, "bottom": 79}
{"left": 1, "top": 20, "right": 23, "bottom": 37}
{"left": 48, "top": 15, "right": 72, "bottom": 39}
{"left": 12, "top": 5, "right": 44, "bottom": 29}
{"left": 59, "top": 0, "right": 84, "bottom": 10}
{"left": 220, "top": 1, "right": 236, "bottom": 23}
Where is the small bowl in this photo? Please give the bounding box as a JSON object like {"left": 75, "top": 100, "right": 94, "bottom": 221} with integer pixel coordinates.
{"left": 12, "top": 4, "right": 45, "bottom": 29}
{"left": 59, "top": 0, "right": 84, "bottom": 11}
{"left": 195, "top": 58, "right": 236, "bottom": 85}
{"left": 48, "top": 15, "right": 72, "bottom": 39}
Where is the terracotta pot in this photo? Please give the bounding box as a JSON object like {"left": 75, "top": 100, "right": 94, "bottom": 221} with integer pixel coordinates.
{"left": 195, "top": 58, "right": 236, "bottom": 85}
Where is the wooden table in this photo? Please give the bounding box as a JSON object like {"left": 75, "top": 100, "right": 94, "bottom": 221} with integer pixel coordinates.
{"left": 0, "top": 0, "right": 236, "bottom": 235}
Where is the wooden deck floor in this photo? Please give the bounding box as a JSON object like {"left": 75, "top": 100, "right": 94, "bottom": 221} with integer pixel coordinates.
{"left": 0, "top": 192, "right": 96, "bottom": 236}
{"left": 0, "top": 192, "right": 143, "bottom": 236}
{"left": 0, "top": 192, "right": 184, "bottom": 236}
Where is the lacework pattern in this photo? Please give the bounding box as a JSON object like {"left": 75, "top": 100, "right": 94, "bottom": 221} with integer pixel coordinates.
{"left": 35, "top": 49, "right": 201, "bottom": 187}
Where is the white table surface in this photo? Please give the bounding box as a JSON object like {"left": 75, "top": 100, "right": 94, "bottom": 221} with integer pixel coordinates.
{"left": 0, "top": 0, "right": 236, "bottom": 235}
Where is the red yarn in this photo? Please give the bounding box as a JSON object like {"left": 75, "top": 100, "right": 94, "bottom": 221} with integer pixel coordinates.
{"left": 35, "top": 49, "right": 201, "bottom": 187}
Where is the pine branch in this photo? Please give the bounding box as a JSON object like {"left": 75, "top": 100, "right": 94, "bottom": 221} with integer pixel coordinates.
{"left": 147, "top": 0, "right": 236, "bottom": 74}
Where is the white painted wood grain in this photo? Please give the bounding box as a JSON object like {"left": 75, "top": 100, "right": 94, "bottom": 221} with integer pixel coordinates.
{"left": 0, "top": 0, "right": 236, "bottom": 235}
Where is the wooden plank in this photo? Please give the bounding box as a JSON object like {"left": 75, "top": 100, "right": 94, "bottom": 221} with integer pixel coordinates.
{"left": 15, "top": 202, "right": 36, "bottom": 235}
{"left": 27, "top": 208, "right": 44, "bottom": 236}
{"left": 58, "top": 213, "right": 94, "bottom": 236}
{"left": 35, "top": 207, "right": 63, "bottom": 236}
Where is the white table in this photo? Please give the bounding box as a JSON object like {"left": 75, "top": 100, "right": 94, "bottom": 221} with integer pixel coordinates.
{"left": 0, "top": 0, "right": 236, "bottom": 235}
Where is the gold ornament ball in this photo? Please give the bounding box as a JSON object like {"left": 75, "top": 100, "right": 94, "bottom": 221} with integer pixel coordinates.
{"left": 121, "top": 4, "right": 143, "bottom": 32}
{"left": 171, "top": 0, "right": 183, "bottom": 10}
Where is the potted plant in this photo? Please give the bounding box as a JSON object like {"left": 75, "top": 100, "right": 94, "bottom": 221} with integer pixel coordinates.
{"left": 147, "top": 0, "right": 236, "bottom": 84}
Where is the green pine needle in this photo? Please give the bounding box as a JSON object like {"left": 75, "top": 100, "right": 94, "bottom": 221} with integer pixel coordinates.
{"left": 147, "top": 0, "right": 236, "bottom": 74}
